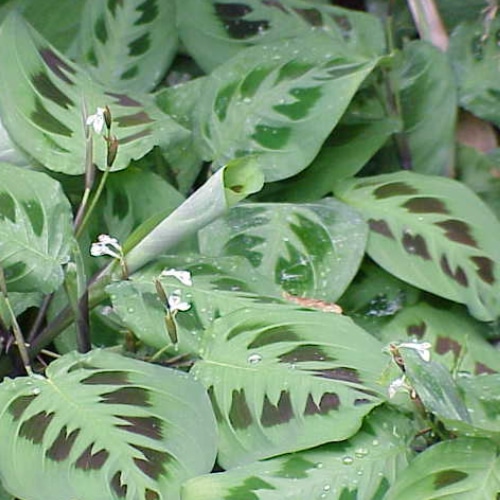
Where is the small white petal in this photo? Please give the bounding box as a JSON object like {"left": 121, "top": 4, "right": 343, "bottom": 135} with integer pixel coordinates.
{"left": 167, "top": 294, "right": 191, "bottom": 312}
{"left": 90, "top": 234, "right": 122, "bottom": 259}
{"left": 161, "top": 268, "right": 193, "bottom": 287}
{"left": 399, "top": 341, "right": 432, "bottom": 362}
{"left": 388, "top": 376, "right": 407, "bottom": 399}
{"left": 97, "top": 234, "right": 121, "bottom": 251}
{"left": 86, "top": 107, "right": 106, "bottom": 134}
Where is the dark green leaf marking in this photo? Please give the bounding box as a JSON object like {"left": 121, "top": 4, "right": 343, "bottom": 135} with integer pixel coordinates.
{"left": 223, "top": 234, "right": 265, "bottom": 267}
{"left": 434, "top": 220, "right": 478, "bottom": 247}
{"left": 276, "top": 241, "right": 312, "bottom": 295}
{"left": 275, "top": 61, "right": 315, "bottom": 84}
{"left": 434, "top": 469, "right": 468, "bottom": 489}
{"left": 215, "top": 81, "right": 238, "bottom": 121}
{"left": 354, "top": 398, "right": 371, "bottom": 405}
{"left": 31, "top": 72, "right": 73, "bottom": 109}
{"left": 121, "top": 66, "right": 139, "bottom": 80}
{"left": 339, "top": 487, "right": 358, "bottom": 500}
{"left": 435, "top": 336, "right": 461, "bottom": 359}
{"left": 87, "top": 48, "right": 97, "bottom": 66}
{"left": 105, "top": 92, "right": 142, "bottom": 107}
{"left": 225, "top": 476, "right": 276, "bottom": 500}
{"left": 119, "top": 128, "right": 151, "bottom": 144}
{"left": 402, "top": 232, "right": 431, "bottom": 260}
{"left": 402, "top": 197, "right": 450, "bottom": 214}
{"left": 208, "top": 386, "right": 224, "bottom": 422}
{"left": 75, "top": 444, "right": 109, "bottom": 470}
{"left": 372, "top": 477, "right": 390, "bottom": 500}
{"left": 4, "top": 262, "right": 27, "bottom": 281}
{"left": 293, "top": 8, "right": 322, "bottom": 26}
{"left": 368, "top": 219, "right": 395, "bottom": 239}
{"left": 252, "top": 125, "right": 291, "bottom": 149}
{"left": 373, "top": 182, "right": 418, "bottom": 199}
{"left": 145, "top": 490, "right": 160, "bottom": 500}
{"left": 247, "top": 325, "right": 301, "bottom": 348}
{"left": 0, "top": 191, "right": 16, "bottom": 223}
{"left": 278, "top": 344, "right": 334, "bottom": 363}
{"left": 274, "top": 86, "right": 322, "bottom": 120}
{"left": 304, "top": 392, "right": 339, "bottom": 415}
{"left": 100, "top": 387, "right": 151, "bottom": 407}
{"left": 115, "top": 415, "right": 163, "bottom": 440}
{"left": 111, "top": 471, "right": 127, "bottom": 497}
{"left": 214, "top": 3, "right": 269, "bottom": 39}
{"left": 67, "top": 361, "right": 100, "bottom": 373}
{"left": 111, "top": 189, "right": 129, "bottom": 219}
{"left": 470, "top": 256, "right": 495, "bottom": 284}
{"left": 8, "top": 394, "right": 37, "bottom": 421}
{"left": 440, "top": 255, "right": 468, "bottom": 287}
{"left": 128, "top": 33, "right": 150, "bottom": 56}
{"left": 275, "top": 455, "right": 316, "bottom": 479}
{"left": 22, "top": 200, "right": 44, "bottom": 236}
{"left": 227, "top": 321, "right": 269, "bottom": 341}
{"left": 332, "top": 14, "right": 353, "bottom": 38}
{"left": 131, "top": 444, "right": 172, "bottom": 480}
{"left": 19, "top": 411, "right": 55, "bottom": 444}
{"left": 229, "top": 389, "right": 253, "bottom": 429}
{"left": 115, "top": 111, "right": 154, "bottom": 127}
{"left": 261, "top": 391, "right": 294, "bottom": 427}
{"left": 82, "top": 371, "right": 131, "bottom": 386}
{"left": 46, "top": 426, "right": 80, "bottom": 461}
{"left": 135, "top": 0, "right": 158, "bottom": 25}
{"left": 407, "top": 322, "right": 426, "bottom": 339}
{"left": 39, "top": 48, "right": 75, "bottom": 85}
{"left": 31, "top": 97, "right": 73, "bottom": 136}
{"left": 95, "top": 15, "right": 108, "bottom": 44}
{"left": 240, "top": 66, "right": 274, "bottom": 98}
{"left": 290, "top": 212, "right": 331, "bottom": 259}
{"left": 313, "top": 367, "right": 361, "bottom": 383}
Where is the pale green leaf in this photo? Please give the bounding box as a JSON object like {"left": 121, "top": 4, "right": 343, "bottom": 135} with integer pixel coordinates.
{"left": 0, "top": 12, "right": 188, "bottom": 174}
{"left": 335, "top": 171, "right": 500, "bottom": 321}
{"left": 0, "top": 349, "right": 217, "bottom": 500}
{"left": 385, "top": 438, "right": 500, "bottom": 500}
{"left": 193, "top": 307, "right": 388, "bottom": 467}
{"left": 176, "top": 0, "right": 385, "bottom": 72}
{"left": 182, "top": 407, "right": 415, "bottom": 500}
{"left": 0, "top": 163, "right": 73, "bottom": 293}
{"left": 194, "top": 32, "right": 378, "bottom": 181}
{"left": 199, "top": 199, "right": 367, "bottom": 302}
{"left": 77, "top": 0, "right": 177, "bottom": 92}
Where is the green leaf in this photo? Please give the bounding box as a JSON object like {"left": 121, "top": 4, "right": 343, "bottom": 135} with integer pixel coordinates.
{"left": 182, "top": 406, "right": 415, "bottom": 500}
{"left": 77, "top": 0, "right": 177, "bottom": 92}
{"left": 0, "top": 480, "right": 14, "bottom": 500}
{"left": 381, "top": 303, "right": 500, "bottom": 375}
{"left": 193, "top": 307, "right": 388, "bottom": 467}
{"left": 194, "top": 32, "right": 378, "bottom": 181}
{"left": 449, "top": 16, "right": 500, "bottom": 125}
{"left": 0, "top": 12, "right": 188, "bottom": 174}
{"left": 0, "top": 163, "right": 73, "bottom": 293}
{"left": 0, "top": 116, "right": 28, "bottom": 166}
{"left": 176, "top": 0, "right": 385, "bottom": 72}
{"left": 199, "top": 199, "right": 367, "bottom": 302}
{"left": 124, "top": 157, "right": 265, "bottom": 273}
{"left": 396, "top": 41, "right": 457, "bottom": 175}
{"left": 335, "top": 171, "right": 500, "bottom": 321}
{"left": 0, "top": 349, "right": 217, "bottom": 500}
{"left": 0, "top": 291, "right": 43, "bottom": 328}
{"left": 385, "top": 438, "right": 500, "bottom": 500}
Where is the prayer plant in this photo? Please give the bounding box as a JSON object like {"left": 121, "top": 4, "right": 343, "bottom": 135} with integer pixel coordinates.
{"left": 0, "top": 1, "right": 500, "bottom": 499}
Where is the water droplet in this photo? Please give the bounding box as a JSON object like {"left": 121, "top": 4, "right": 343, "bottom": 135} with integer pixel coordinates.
{"left": 342, "top": 456, "right": 354, "bottom": 465}
{"left": 316, "top": 462, "right": 324, "bottom": 469}
{"left": 242, "top": 97, "right": 252, "bottom": 104}
{"left": 354, "top": 447, "right": 368, "bottom": 458}
{"left": 323, "top": 484, "right": 331, "bottom": 491}
{"left": 32, "top": 387, "right": 41, "bottom": 395}
{"left": 127, "top": 307, "right": 134, "bottom": 313}
{"left": 247, "top": 353, "right": 262, "bottom": 364}
{"left": 372, "top": 439, "right": 379, "bottom": 446}
{"left": 357, "top": 469, "right": 363, "bottom": 476}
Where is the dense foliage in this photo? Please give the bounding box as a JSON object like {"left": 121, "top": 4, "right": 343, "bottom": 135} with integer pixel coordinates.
{"left": 0, "top": 0, "right": 499, "bottom": 499}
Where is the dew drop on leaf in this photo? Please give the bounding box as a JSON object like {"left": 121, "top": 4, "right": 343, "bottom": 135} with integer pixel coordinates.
{"left": 247, "top": 353, "right": 262, "bottom": 364}
{"left": 342, "top": 456, "right": 354, "bottom": 465}
{"left": 354, "top": 447, "right": 368, "bottom": 458}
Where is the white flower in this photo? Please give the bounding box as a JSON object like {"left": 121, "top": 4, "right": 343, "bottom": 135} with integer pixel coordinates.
{"left": 161, "top": 268, "right": 193, "bottom": 287}
{"left": 86, "top": 107, "right": 106, "bottom": 135}
{"left": 90, "top": 234, "right": 122, "bottom": 259}
{"left": 388, "top": 376, "right": 410, "bottom": 399}
{"left": 167, "top": 292, "right": 191, "bottom": 313}
{"left": 398, "top": 341, "right": 432, "bottom": 362}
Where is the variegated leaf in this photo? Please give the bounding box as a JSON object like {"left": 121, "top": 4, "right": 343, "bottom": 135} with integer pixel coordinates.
{"left": 0, "top": 12, "right": 188, "bottom": 174}
{"left": 176, "top": 0, "right": 385, "bottom": 72}
{"left": 335, "top": 171, "right": 500, "bottom": 321}
{"left": 0, "top": 163, "right": 73, "bottom": 293}
{"left": 199, "top": 199, "right": 367, "bottom": 302}
{"left": 194, "top": 32, "right": 378, "bottom": 181}
{"left": 0, "top": 350, "right": 217, "bottom": 500}
{"left": 193, "top": 307, "right": 388, "bottom": 467}
{"left": 381, "top": 303, "right": 500, "bottom": 375}
{"left": 182, "top": 407, "right": 415, "bottom": 500}
{"left": 77, "top": 0, "right": 177, "bottom": 92}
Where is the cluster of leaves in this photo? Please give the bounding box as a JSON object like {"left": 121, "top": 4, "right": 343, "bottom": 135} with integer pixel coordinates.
{"left": 0, "top": 0, "right": 500, "bottom": 499}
